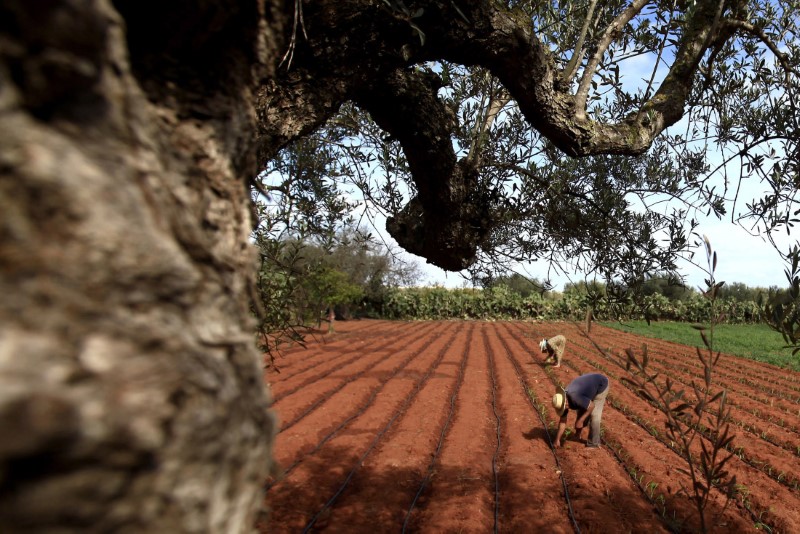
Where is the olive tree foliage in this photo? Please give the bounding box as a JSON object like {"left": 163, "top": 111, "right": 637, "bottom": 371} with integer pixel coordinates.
{"left": 252, "top": 127, "right": 357, "bottom": 355}
{"left": 763, "top": 243, "right": 800, "bottom": 353}
{"left": 252, "top": 130, "right": 421, "bottom": 357}
{"left": 624, "top": 238, "right": 738, "bottom": 533}
{"left": 261, "top": 0, "right": 800, "bottom": 312}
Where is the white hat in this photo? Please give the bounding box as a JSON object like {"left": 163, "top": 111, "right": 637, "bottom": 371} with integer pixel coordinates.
{"left": 539, "top": 338, "right": 548, "bottom": 352}
{"left": 552, "top": 386, "right": 567, "bottom": 416}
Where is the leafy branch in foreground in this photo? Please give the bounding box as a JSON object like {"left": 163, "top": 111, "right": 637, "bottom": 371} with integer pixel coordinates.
{"left": 622, "top": 236, "right": 738, "bottom": 533}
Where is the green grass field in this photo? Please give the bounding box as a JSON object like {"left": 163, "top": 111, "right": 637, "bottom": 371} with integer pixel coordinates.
{"left": 601, "top": 320, "right": 800, "bottom": 371}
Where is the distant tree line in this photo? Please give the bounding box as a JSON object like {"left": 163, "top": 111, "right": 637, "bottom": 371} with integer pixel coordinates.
{"left": 253, "top": 223, "right": 421, "bottom": 356}
{"left": 379, "top": 273, "right": 791, "bottom": 324}
{"left": 253, "top": 246, "right": 789, "bottom": 332}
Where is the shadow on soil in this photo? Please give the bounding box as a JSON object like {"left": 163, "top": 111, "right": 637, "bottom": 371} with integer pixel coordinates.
{"left": 261, "top": 443, "right": 670, "bottom": 533}
{"left": 522, "top": 426, "right": 551, "bottom": 443}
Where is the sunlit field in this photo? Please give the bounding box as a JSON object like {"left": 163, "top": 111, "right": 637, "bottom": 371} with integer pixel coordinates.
{"left": 602, "top": 321, "right": 800, "bottom": 371}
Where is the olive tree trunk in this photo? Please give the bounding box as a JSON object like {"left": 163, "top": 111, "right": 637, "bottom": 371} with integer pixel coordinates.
{"left": 0, "top": 0, "right": 284, "bottom": 531}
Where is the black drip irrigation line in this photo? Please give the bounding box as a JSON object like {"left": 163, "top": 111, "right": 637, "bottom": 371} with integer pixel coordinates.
{"left": 565, "top": 322, "right": 800, "bottom": 494}
{"left": 520, "top": 324, "right": 791, "bottom": 526}
{"left": 543, "top": 321, "right": 777, "bottom": 530}
{"left": 274, "top": 321, "right": 441, "bottom": 404}
{"left": 511, "top": 321, "right": 725, "bottom": 532}
{"left": 483, "top": 328, "right": 502, "bottom": 534}
{"left": 401, "top": 324, "right": 474, "bottom": 533}
{"left": 598, "top": 337, "right": 800, "bottom": 446}
{"left": 277, "top": 323, "right": 447, "bottom": 434}
{"left": 599, "top": 432, "right": 686, "bottom": 532}
{"left": 524, "top": 323, "right": 698, "bottom": 532}
{"left": 597, "top": 326, "right": 800, "bottom": 399}
{"left": 272, "top": 319, "right": 416, "bottom": 373}
{"left": 277, "top": 318, "right": 392, "bottom": 355}
{"left": 517, "top": 324, "right": 684, "bottom": 530}
{"left": 302, "top": 323, "right": 461, "bottom": 532}
{"left": 268, "top": 323, "right": 457, "bottom": 491}
{"left": 578, "top": 330, "right": 800, "bottom": 437}
{"left": 494, "top": 324, "right": 581, "bottom": 534}
{"left": 611, "top": 326, "right": 800, "bottom": 386}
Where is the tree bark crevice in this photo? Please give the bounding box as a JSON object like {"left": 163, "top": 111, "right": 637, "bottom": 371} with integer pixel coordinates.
{"left": 1, "top": 0, "right": 279, "bottom": 531}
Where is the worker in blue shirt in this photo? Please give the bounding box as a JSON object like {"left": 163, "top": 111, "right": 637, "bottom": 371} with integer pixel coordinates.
{"left": 552, "top": 373, "right": 610, "bottom": 448}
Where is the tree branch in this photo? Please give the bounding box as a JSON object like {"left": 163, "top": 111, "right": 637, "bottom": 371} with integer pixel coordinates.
{"left": 574, "top": 0, "right": 650, "bottom": 115}
{"left": 561, "top": 0, "right": 601, "bottom": 84}
{"left": 721, "top": 18, "right": 800, "bottom": 79}
{"left": 355, "top": 67, "right": 496, "bottom": 270}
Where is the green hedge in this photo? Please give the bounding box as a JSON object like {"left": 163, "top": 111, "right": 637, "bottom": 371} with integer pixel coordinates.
{"left": 381, "top": 287, "right": 765, "bottom": 324}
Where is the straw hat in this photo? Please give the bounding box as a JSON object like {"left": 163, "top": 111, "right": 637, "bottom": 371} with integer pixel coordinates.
{"left": 539, "top": 338, "right": 548, "bottom": 352}
{"left": 552, "top": 386, "right": 567, "bottom": 416}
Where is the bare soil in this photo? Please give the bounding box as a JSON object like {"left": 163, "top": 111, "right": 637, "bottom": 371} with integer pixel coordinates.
{"left": 258, "top": 320, "right": 800, "bottom": 533}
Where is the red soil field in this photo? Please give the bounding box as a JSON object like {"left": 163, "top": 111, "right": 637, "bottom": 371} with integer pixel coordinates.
{"left": 258, "top": 320, "right": 800, "bottom": 533}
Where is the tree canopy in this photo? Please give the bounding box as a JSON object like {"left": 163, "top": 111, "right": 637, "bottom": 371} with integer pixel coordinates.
{"left": 259, "top": 0, "right": 799, "bottom": 290}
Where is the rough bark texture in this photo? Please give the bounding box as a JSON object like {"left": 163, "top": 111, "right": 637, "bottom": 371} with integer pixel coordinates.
{"left": 0, "top": 0, "right": 282, "bottom": 531}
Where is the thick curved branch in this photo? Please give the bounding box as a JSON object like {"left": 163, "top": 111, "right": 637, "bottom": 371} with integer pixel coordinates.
{"left": 423, "top": 0, "right": 733, "bottom": 156}
{"left": 261, "top": 0, "right": 740, "bottom": 161}
{"left": 355, "top": 68, "right": 458, "bottom": 211}
{"left": 355, "top": 68, "right": 497, "bottom": 270}
{"left": 256, "top": 0, "right": 795, "bottom": 270}
{"left": 721, "top": 18, "right": 800, "bottom": 79}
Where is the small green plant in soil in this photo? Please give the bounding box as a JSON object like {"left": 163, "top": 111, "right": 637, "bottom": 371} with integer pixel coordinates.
{"left": 623, "top": 236, "right": 738, "bottom": 533}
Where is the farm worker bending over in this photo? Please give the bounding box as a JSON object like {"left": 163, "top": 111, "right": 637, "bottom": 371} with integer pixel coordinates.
{"left": 552, "top": 373, "right": 610, "bottom": 449}
{"left": 539, "top": 335, "right": 566, "bottom": 367}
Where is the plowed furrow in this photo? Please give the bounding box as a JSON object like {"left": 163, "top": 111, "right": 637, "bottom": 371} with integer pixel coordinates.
{"left": 266, "top": 322, "right": 461, "bottom": 531}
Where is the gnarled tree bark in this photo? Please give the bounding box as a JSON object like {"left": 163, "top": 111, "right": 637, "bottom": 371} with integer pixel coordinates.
{"left": 1, "top": 0, "right": 283, "bottom": 531}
